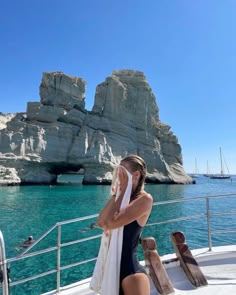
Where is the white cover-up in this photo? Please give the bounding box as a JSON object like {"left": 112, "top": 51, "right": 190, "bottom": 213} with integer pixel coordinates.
{"left": 89, "top": 166, "right": 132, "bottom": 295}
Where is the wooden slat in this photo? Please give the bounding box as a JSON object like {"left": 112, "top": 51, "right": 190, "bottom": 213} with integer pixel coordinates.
{"left": 141, "top": 237, "right": 175, "bottom": 295}
{"left": 171, "top": 231, "right": 208, "bottom": 287}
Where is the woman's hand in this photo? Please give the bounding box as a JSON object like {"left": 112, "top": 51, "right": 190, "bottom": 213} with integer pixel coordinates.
{"left": 118, "top": 166, "right": 128, "bottom": 194}
{"left": 97, "top": 165, "right": 130, "bottom": 231}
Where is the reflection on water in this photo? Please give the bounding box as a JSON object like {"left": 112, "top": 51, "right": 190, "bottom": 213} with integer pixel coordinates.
{"left": 57, "top": 174, "right": 84, "bottom": 184}
{"left": 146, "top": 183, "right": 185, "bottom": 202}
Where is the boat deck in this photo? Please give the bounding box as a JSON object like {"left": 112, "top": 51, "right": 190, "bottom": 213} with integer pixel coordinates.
{"left": 42, "top": 245, "right": 236, "bottom": 295}
{"left": 163, "top": 245, "right": 236, "bottom": 295}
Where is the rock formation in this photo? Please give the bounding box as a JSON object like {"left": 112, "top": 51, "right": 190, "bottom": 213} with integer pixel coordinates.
{"left": 0, "top": 70, "right": 193, "bottom": 185}
{"left": 0, "top": 113, "right": 15, "bottom": 130}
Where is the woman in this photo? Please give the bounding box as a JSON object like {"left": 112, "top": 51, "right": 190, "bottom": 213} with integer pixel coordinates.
{"left": 97, "top": 155, "right": 153, "bottom": 295}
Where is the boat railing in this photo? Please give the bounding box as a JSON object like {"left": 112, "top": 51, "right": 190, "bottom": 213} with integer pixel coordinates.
{"left": 1, "top": 193, "right": 236, "bottom": 295}
{"left": 150, "top": 193, "right": 236, "bottom": 250}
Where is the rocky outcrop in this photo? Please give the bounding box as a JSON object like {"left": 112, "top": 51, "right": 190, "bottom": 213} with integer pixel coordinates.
{"left": 0, "top": 70, "right": 193, "bottom": 185}
{"left": 0, "top": 113, "right": 15, "bottom": 130}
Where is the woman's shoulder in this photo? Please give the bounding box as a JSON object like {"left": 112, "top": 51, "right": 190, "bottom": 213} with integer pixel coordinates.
{"left": 137, "top": 191, "right": 153, "bottom": 204}
{"left": 136, "top": 191, "right": 153, "bottom": 225}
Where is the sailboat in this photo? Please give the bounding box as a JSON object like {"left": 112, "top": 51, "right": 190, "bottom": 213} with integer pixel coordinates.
{"left": 190, "top": 158, "right": 200, "bottom": 178}
{"left": 209, "top": 147, "right": 231, "bottom": 179}
{"left": 203, "top": 160, "right": 211, "bottom": 177}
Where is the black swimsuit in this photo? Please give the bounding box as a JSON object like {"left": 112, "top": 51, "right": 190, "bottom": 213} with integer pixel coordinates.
{"left": 119, "top": 220, "right": 147, "bottom": 295}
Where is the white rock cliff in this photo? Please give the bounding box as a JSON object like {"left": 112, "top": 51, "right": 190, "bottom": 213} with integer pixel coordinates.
{"left": 0, "top": 70, "right": 193, "bottom": 185}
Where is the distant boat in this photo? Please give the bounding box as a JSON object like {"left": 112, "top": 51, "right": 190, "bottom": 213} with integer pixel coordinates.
{"left": 203, "top": 160, "right": 211, "bottom": 177}
{"left": 190, "top": 158, "right": 200, "bottom": 178}
{"left": 209, "top": 147, "right": 231, "bottom": 179}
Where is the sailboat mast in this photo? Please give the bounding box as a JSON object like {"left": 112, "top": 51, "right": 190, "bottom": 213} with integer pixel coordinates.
{"left": 195, "top": 158, "right": 198, "bottom": 174}
{"left": 207, "top": 148, "right": 230, "bottom": 179}
{"left": 220, "top": 147, "right": 223, "bottom": 175}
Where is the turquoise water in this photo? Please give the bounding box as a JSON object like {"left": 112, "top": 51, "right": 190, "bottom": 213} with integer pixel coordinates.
{"left": 0, "top": 175, "right": 236, "bottom": 294}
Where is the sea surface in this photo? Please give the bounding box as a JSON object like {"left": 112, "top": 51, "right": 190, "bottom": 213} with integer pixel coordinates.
{"left": 0, "top": 175, "right": 236, "bottom": 294}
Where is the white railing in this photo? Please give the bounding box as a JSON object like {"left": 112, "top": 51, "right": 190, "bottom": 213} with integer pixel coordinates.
{"left": 0, "top": 231, "right": 9, "bottom": 295}
{"left": 0, "top": 193, "right": 236, "bottom": 295}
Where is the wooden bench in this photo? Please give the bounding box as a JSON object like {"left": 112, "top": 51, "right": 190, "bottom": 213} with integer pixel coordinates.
{"left": 171, "top": 231, "right": 208, "bottom": 287}
{"left": 141, "top": 237, "right": 175, "bottom": 295}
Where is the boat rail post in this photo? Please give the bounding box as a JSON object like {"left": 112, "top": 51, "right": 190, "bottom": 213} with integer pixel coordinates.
{"left": 206, "top": 197, "right": 212, "bottom": 251}
{"left": 56, "top": 224, "right": 61, "bottom": 293}
{"left": 0, "top": 231, "right": 9, "bottom": 295}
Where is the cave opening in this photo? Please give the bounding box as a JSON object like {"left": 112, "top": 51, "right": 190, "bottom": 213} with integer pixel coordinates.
{"left": 49, "top": 164, "right": 85, "bottom": 185}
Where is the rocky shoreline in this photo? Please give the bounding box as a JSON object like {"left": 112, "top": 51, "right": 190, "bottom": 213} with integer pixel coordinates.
{"left": 0, "top": 70, "right": 193, "bottom": 185}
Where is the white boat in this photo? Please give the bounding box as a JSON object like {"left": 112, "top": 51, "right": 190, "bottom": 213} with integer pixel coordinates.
{"left": 1, "top": 193, "right": 236, "bottom": 295}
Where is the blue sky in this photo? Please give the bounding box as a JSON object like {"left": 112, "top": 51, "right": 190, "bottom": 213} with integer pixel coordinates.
{"left": 0, "top": 0, "right": 236, "bottom": 174}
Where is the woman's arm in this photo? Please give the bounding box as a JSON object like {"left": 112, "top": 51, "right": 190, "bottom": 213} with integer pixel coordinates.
{"left": 97, "top": 166, "right": 128, "bottom": 229}
{"left": 97, "top": 195, "right": 121, "bottom": 228}
{"left": 98, "top": 192, "right": 153, "bottom": 230}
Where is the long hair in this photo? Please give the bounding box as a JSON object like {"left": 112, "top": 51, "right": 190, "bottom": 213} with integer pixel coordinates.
{"left": 121, "top": 154, "right": 147, "bottom": 199}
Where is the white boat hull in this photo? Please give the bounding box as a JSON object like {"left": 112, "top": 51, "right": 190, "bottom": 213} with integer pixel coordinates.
{"left": 42, "top": 245, "right": 236, "bottom": 295}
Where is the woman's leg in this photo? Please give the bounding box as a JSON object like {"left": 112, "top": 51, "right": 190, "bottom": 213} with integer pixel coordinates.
{"left": 121, "top": 273, "right": 150, "bottom": 295}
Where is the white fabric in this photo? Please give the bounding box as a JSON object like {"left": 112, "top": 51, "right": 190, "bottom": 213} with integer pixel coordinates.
{"left": 89, "top": 166, "right": 132, "bottom": 295}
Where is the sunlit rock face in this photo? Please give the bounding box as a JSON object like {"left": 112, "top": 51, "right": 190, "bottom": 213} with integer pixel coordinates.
{"left": 0, "top": 70, "right": 193, "bottom": 185}
{"left": 0, "top": 113, "right": 15, "bottom": 130}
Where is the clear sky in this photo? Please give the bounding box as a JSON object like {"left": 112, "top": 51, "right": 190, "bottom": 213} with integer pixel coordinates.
{"left": 0, "top": 0, "right": 236, "bottom": 174}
